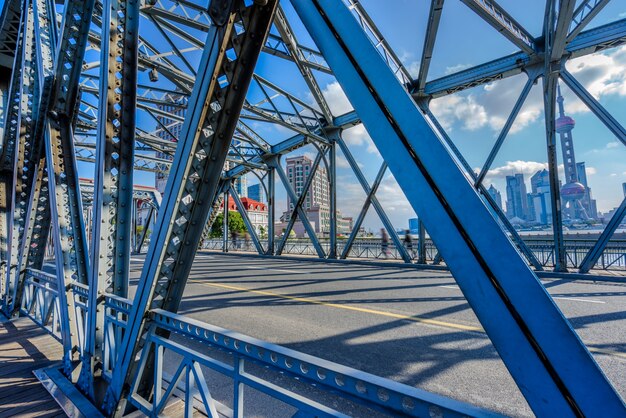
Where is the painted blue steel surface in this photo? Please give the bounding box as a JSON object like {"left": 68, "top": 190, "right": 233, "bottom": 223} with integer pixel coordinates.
{"left": 142, "top": 308, "right": 503, "bottom": 418}
{"left": 104, "top": 23, "right": 226, "bottom": 410}
{"left": 290, "top": 0, "right": 625, "bottom": 416}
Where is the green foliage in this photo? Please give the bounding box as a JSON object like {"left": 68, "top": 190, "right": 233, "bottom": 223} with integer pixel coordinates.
{"left": 210, "top": 211, "right": 248, "bottom": 238}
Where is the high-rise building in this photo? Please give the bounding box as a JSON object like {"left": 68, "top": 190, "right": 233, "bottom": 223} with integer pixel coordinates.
{"left": 487, "top": 184, "right": 503, "bottom": 211}
{"left": 505, "top": 174, "right": 528, "bottom": 221}
{"left": 529, "top": 169, "right": 552, "bottom": 224}
{"left": 281, "top": 155, "right": 352, "bottom": 235}
{"left": 576, "top": 162, "right": 598, "bottom": 219}
{"left": 285, "top": 155, "right": 329, "bottom": 211}
{"left": 530, "top": 169, "right": 550, "bottom": 194}
{"left": 155, "top": 93, "right": 187, "bottom": 194}
{"left": 154, "top": 95, "right": 246, "bottom": 197}
{"left": 556, "top": 84, "right": 591, "bottom": 220}
{"left": 623, "top": 182, "right": 626, "bottom": 198}
{"left": 283, "top": 155, "right": 330, "bottom": 233}
{"left": 247, "top": 183, "right": 265, "bottom": 203}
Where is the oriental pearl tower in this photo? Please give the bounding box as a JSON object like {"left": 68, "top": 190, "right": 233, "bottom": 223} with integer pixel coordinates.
{"left": 556, "top": 84, "right": 588, "bottom": 220}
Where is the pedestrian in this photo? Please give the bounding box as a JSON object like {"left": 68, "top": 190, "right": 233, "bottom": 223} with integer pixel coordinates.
{"left": 381, "top": 228, "right": 390, "bottom": 259}
{"left": 231, "top": 230, "right": 238, "bottom": 250}
{"left": 404, "top": 229, "right": 414, "bottom": 258}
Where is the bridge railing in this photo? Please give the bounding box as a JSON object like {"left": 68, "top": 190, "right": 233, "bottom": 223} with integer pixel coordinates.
{"left": 20, "top": 268, "right": 62, "bottom": 339}
{"left": 103, "top": 294, "right": 132, "bottom": 382}
{"left": 199, "top": 238, "right": 626, "bottom": 271}
{"left": 126, "top": 308, "right": 492, "bottom": 418}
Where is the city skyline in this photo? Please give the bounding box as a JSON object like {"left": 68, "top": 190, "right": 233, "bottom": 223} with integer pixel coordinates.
{"left": 113, "top": 2, "right": 626, "bottom": 234}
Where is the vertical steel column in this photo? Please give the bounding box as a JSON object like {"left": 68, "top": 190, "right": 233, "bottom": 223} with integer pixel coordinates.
{"left": 0, "top": 13, "right": 23, "bottom": 310}
{"left": 81, "top": 0, "right": 139, "bottom": 396}
{"left": 223, "top": 189, "right": 229, "bottom": 252}
{"left": 104, "top": 3, "right": 278, "bottom": 412}
{"left": 44, "top": 0, "right": 97, "bottom": 374}
{"left": 136, "top": 206, "right": 154, "bottom": 254}
{"left": 5, "top": 0, "right": 38, "bottom": 313}
{"left": 328, "top": 137, "right": 337, "bottom": 258}
{"left": 231, "top": 187, "right": 264, "bottom": 254}
{"left": 267, "top": 167, "right": 275, "bottom": 255}
{"left": 291, "top": 1, "right": 625, "bottom": 415}
{"left": 8, "top": 0, "right": 57, "bottom": 316}
{"left": 417, "top": 219, "right": 426, "bottom": 264}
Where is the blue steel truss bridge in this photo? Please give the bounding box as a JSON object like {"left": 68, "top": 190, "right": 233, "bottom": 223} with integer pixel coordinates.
{"left": 0, "top": 0, "right": 625, "bottom": 416}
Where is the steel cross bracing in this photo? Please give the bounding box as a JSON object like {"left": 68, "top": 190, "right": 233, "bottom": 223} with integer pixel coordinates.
{"left": 79, "top": 0, "right": 139, "bottom": 397}
{"left": 104, "top": 1, "right": 280, "bottom": 413}
{"left": 0, "top": 0, "right": 625, "bottom": 416}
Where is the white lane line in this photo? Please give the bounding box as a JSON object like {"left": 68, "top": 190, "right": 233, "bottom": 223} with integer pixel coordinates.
{"left": 439, "top": 285, "right": 460, "bottom": 290}
{"left": 241, "top": 265, "right": 303, "bottom": 274}
{"left": 130, "top": 258, "right": 144, "bottom": 262}
{"left": 553, "top": 296, "right": 605, "bottom": 304}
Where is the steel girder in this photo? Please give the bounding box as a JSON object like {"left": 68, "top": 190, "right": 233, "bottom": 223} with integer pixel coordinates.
{"left": 103, "top": 1, "right": 279, "bottom": 413}
{"left": 79, "top": 0, "right": 140, "bottom": 398}
{"left": 290, "top": 0, "right": 625, "bottom": 416}
{"left": 0, "top": 0, "right": 624, "bottom": 414}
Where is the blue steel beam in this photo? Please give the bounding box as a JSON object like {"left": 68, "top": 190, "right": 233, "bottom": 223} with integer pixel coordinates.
{"left": 9, "top": 0, "right": 56, "bottom": 316}
{"left": 420, "top": 103, "right": 543, "bottom": 270}
{"left": 460, "top": 0, "right": 535, "bottom": 55}
{"left": 44, "top": 0, "right": 96, "bottom": 375}
{"left": 561, "top": 69, "right": 626, "bottom": 147}
{"left": 104, "top": 2, "right": 279, "bottom": 413}
{"left": 80, "top": 0, "right": 140, "bottom": 399}
{"left": 413, "top": 18, "right": 626, "bottom": 98}
{"left": 275, "top": 149, "right": 325, "bottom": 256}
{"left": 475, "top": 73, "right": 538, "bottom": 187}
{"left": 290, "top": 0, "right": 625, "bottom": 415}
{"left": 415, "top": 0, "right": 444, "bottom": 94}
{"left": 336, "top": 136, "right": 412, "bottom": 263}
{"left": 567, "top": 0, "right": 610, "bottom": 42}
{"left": 230, "top": 186, "right": 265, "bottom": 255}
{"left": 3, "top": 1, "right": 34, "bottom": 313}
{"left": 271, "top": 157, "right": 326, "bottom": 258}
{"left": 579, "top": 197, "right": 626, "bottom": 273}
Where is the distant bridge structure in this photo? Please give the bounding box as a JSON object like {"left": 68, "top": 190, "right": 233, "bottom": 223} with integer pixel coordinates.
{"left": 0, "top": 0, "right": 625, "bottom": 416}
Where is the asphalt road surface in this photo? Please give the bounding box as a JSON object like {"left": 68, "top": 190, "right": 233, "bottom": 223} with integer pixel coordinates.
{"left": 125, "top": 252, "right": 626, "bottom": 417}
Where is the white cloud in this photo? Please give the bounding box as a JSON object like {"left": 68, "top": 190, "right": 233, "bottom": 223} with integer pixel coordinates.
{"left": 336, "top": 155, "right": 351, "bottom": 169}
{"left": 320, "top": 81, "right": 353, "bottom": 115}
{"left": 428, "top": 45, "right": 626, "bottom": 135}
{"left": 606, "top": 141, "right": 620, "bottom": 149}
{"left": 445, "top": 63, "right": 472, "bottom": 75}
{"left": 485, "top": 160, "right": 548, "bottom": 179}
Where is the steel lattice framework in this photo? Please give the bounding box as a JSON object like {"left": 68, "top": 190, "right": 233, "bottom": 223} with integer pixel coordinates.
{"left": 0, "top": 0, "right": 625, "bottom": 416}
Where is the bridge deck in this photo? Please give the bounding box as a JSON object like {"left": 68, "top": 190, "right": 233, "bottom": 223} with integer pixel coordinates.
{"left": 0, "top": 316, "right": 64, "bottom": 417}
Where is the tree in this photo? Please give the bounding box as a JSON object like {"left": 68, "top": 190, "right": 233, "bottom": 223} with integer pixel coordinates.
{"left": 209, "top": 211, "right": 248, "bottom": 238}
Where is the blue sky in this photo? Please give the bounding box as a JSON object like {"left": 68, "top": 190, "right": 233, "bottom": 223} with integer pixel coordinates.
{"left": 6, "top": 0, "right": 626, "bottom": 233}
{"left": 267, "top": 0, "right": 626, "bottom": 231}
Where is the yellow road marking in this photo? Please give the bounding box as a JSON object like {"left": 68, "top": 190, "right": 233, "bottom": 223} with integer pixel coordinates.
{"left": 189, "top": 279, "right": 626, "bottom": 361}
{"left": 189, "top": 280, "right": 482, "bottom": 332}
